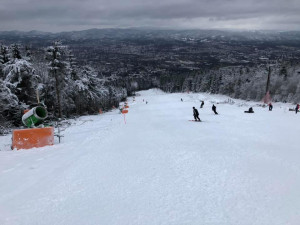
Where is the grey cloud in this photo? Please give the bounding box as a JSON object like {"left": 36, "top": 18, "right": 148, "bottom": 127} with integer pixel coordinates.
{"left": 0, "top": 0, "right": 299, "bottom": 31}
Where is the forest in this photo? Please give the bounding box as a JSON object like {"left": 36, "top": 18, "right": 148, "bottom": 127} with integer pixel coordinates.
{"left": 1, "top": 40, "right": 300, "bottom": 134}
{"left": 0, "top": 42, "right": 131, "bottom": 134}
{"left": 159, "top": 62, "right": 300, "bottom": 103}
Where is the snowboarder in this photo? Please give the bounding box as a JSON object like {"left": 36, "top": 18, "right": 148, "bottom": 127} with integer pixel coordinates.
{"left": 244, "top": 107, "right": 254, "bottom": 113}
{"left": 193, "top": 107, "right": 201, "bottom": 121}
{"left": 200, "top": 101, "right": 204, "bottom": 108}
{"left": 268, "top": 103, "right": 273, "bottom": 111}
{"left": 212, "top": 104, "right": 218, "bottom": 114}
{"left": 296, "top": 104, "right": 299, "bottom": 114}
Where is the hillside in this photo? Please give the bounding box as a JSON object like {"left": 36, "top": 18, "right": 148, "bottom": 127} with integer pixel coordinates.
{"left": 0, "top": 89, "right": 299, "bottom": 225}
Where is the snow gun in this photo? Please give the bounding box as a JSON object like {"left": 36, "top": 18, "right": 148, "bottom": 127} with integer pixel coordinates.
{"left": 22, "top": 106, "right": 48, "bottom": 128}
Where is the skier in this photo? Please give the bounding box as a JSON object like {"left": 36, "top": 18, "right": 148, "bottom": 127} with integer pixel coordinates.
{"left": 212, "top": 104, "right": 218, "bottom": 114}
{"left": 200, "top": 101, "right": 204, "bottom": 108}
{"left": 146, "top": 101, "right": 148, "bottom": 104}
{"left": 268, "top": 103, "right": 273, "bottom": 111}
{"left": 244, "top": 107, "right": 254, "bottom": 113}
{"left": 193, "top": 107, "right": 201, "bottom": 121}
{"left": 181, "top": 98, "right": 183, "bottom": 102}
{"left": 296, "top": 104, "right": 299, "bottom": 114}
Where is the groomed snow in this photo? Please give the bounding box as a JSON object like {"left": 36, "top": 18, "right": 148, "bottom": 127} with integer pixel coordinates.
{"left": 1, "top": 89, "right": 300, "bottom": 225}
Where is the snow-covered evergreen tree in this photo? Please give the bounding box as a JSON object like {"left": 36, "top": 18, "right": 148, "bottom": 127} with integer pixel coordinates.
{"left": 3, "top": 46, "right": 39, "bottom": 106}
{"left": 10, "top": 44, "right": 22, "bottom": 60}
{"left": 45, "top": 41, "right": 69, "bottom": 118}
{"left": 0, "top": 45, "right": 10, "bottom": 79}
{"left": 0, "top": 79, "right": 23, "bottom": 131}
{"left": 74, "top": 66, "right": 106, "bottom": 114}
{"left": 24, "top": 45, "right": 32, "bottom": 62}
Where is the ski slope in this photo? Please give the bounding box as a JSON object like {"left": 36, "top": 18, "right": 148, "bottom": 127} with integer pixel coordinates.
{"left": 1, "top": 89, "right": 300, "bottom": 225}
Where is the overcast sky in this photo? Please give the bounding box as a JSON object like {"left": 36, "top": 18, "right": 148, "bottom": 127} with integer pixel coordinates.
{"left": 0, "top": 0, "right": 300, "bottom": 32}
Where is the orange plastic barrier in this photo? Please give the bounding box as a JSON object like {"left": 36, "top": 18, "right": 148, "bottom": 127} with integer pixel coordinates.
{"left": 12, "top": 127, "right": 54, "bottom": 150}
{"left": 122, "top": 110, "right": 128, "bottom": 114}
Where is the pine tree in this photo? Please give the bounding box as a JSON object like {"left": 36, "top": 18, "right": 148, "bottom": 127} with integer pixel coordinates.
{"left": 0, "top": 45, "right": 10, "bottom": 79}
{"left": 45, "top": 41, "right": 69, "bottom": 118}
{"left": 0, "top": 79, "right": 23, "bottom": 129}
{"left": 66, "top": 49, "right": 78, "bottom": 80}
{"left": 10, "top": 44, "right": 22, "bottom": 60}
{"left": 0, "top": 45, "right": 10, "bottom": 64}
{"left": 3, "top": 52, "right": 39, "bottom": 106}
{"left": 24, "top": 45, "right": 32, "bottom": 61}
{"left": 74, "top": 66, "right": 106, "bottom": 114}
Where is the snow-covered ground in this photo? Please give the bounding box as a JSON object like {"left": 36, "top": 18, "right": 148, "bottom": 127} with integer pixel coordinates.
{"left": 1, "top": 89, "right": 300, "bottom": 225}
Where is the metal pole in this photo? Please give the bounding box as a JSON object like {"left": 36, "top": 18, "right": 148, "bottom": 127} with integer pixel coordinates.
{"left": 266, "top": 66, "right": 271, "bottom": 94}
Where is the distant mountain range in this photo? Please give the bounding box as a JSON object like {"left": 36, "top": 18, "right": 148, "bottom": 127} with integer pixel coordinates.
{"left": 1, "top": 28, "right": 300, "bottom": 44}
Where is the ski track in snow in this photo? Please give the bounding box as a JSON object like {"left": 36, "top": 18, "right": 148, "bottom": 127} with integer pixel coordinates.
{"left": 0, "top": 89, "right": 300, "bottom": 225}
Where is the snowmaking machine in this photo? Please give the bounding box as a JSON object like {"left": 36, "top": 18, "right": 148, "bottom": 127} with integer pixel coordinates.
{"left": 12, "top": 91, "right": 55, "bottom": 150}
{"left": 22, "top": 106, "right": 48, "bottom": 128}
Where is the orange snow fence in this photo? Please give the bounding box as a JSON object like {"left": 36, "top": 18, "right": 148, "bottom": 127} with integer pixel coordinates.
{"left": 12, "top": 127, "right": 54, "bottom": 150}
{"left": 122, "top": 110, "right": 128, "bottom": 114}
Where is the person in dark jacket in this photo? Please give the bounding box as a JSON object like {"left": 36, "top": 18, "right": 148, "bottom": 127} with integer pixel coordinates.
{"left": 245, "top": 107, "right": 254, "bottom": 113}
{"left": 269, "top": 103, "right": 273, "bottom": 111}
{"left": 193, "top": 107, "right": 201, "bottom": 121}
{"left": 212, "top": 104, "right": 218, "bottom": 114}
{"left": 296, "top": 104, "right": 299, "bottom": 114}
{"left": 200, "top": 101, "right": 204, "bottom": 108}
